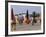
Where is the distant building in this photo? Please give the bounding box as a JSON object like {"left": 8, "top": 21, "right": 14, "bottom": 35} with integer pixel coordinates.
{"left": 15, "top": 16, "right": 19, "bottom": 24}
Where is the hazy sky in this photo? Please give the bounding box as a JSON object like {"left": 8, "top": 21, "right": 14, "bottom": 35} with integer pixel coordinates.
{"left": 11, "top": 5, "right": 41, "bottom": 15}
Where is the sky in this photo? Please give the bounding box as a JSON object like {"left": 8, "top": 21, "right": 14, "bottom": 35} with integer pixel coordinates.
{"left": 11, "top": 5, "right": 41, "bottom": 15}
